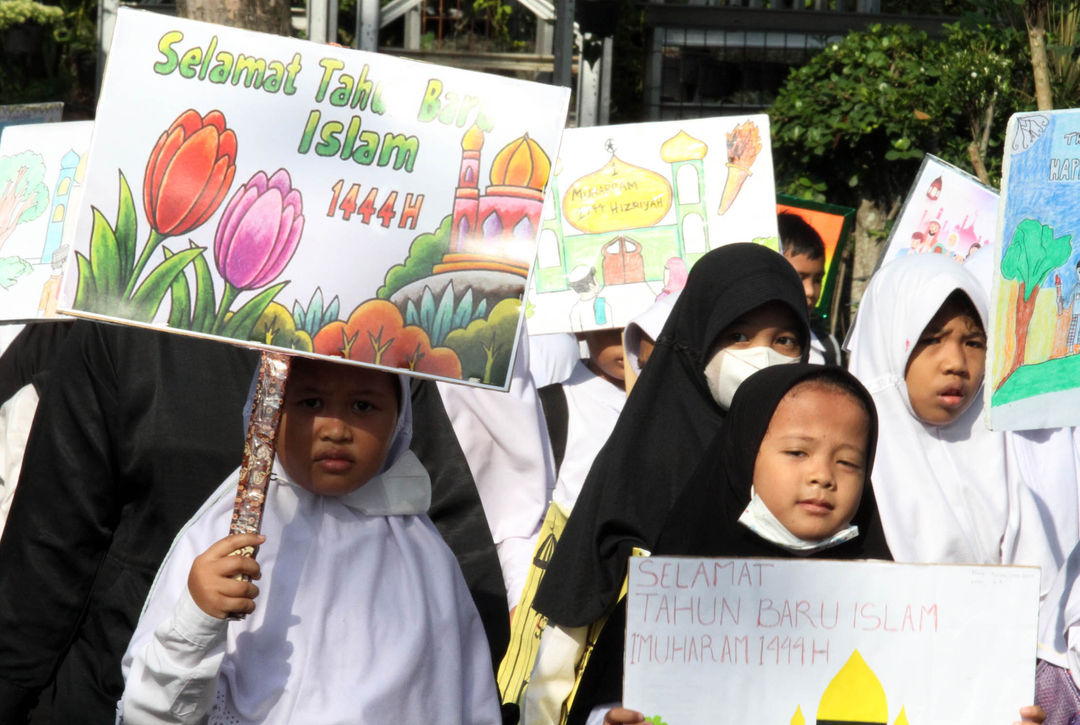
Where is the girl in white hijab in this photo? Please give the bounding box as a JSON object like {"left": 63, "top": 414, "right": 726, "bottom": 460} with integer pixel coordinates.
{"left": 118, "top": 357, "right": 501, "bottom": 725}
{"left": 847, "top": 254, "right": 1063, "bottom": 592}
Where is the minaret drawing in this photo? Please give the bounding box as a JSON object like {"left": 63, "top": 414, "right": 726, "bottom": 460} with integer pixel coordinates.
{"left": 42, "top": 149, "right": 80, "bottom": 263}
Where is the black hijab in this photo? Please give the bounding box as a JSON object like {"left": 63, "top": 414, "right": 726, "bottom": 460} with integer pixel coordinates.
{"left": 654, "top": 363, "right": 891, "bottom": 559}
{"left": 562, "top": 365, "right": 891, "bottom": 725}
{"left": 533, "top": 243, "right": 811, "bottom": 627}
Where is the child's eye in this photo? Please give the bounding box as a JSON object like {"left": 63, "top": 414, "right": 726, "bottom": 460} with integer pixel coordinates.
{"left": 352, "top": 400, "right": 375, "bottom": 413}
{"left": 774, "top": 334, "right": 801, "bottom": 351}
{"left": 726, "top": 331, "right": 750, "bottom": 344}
{"left": 966, "top": 338, "right": 987, "bottom": 350}
{"left": 838, "top": 459, "right": 864, "bottom": 470}
{"left": 917, "top": 335, "right": 941, "bottom": 346}
{"left": 783, "top": 449, "right": 807, "bottom": 458}
{"left": 298, "top": 397, "right": 323, "bottom": 410}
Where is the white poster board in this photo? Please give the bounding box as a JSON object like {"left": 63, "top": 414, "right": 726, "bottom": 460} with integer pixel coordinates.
{"left": 877, "top": 154, "right": 999, "bottom": 271}
{"left": 57, "top": 9, "right": 569, "bottom": 390}
{"left": 525, "top": 116, "right": 777, "bottom": 335}
{"left": 0, "top": 121, "right": 93, "bottom": 322}
{"left": 624, "top": 556, "right": 1038, "bottom": 724}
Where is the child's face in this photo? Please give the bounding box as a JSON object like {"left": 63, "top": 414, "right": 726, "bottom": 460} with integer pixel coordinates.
{"left": 753, "top": 383, "right": 869, "bottom": 541}
{"left": 904, "top": 301, "right": 986, "bottom": 425}
{"left": 581, "top": 328, "right": 626, "bottom": 388}
{"left": 712, "top": 301, "right": 803, "bottom": 359}
{"left": 276, "top": 359, "right": 400, "bottom": 496}
{"left": 783, "top": 252, "right": 825, "bottom": 311}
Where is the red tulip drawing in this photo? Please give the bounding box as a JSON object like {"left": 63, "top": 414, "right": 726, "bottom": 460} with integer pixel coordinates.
{"left": 120, "top": 109, "right": 238, "bottom": 299}
{"left": 76, "top": 108, "right": 238, "bottom": 322}
{"left": 144, "top": 109, "right": 237, "bottom": 237}
{"left": 211, "top": 168, "right": 304, "bottom": 334}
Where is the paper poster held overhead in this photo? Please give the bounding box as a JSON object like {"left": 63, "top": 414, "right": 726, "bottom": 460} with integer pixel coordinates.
{"left": 525, "top": 115, "right": 779, "bottom": 336}
{"left": 989, "top": 110, "right": 1080, "bottom": 429}
{"left": 0, "top": 121, "right": 93, "bottom": 322}
{"left": 57, "top": 9, "right": 570, "bottom": 390}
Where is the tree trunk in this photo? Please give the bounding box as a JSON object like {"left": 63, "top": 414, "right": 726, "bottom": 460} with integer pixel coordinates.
{"left": 1026, "top": 0, "right": 1054, "bottom": 111}
{"left": 998, "top": 282, "right": 1039, "bottom": 390}
{"left": 177, "top": 0, "right": 292, "bottom": 36}
{"left": 849, "top": 198, "right": 889, "bottom": 312}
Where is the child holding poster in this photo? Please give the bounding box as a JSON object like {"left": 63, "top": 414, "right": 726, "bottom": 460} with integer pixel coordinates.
{"left": 525, "top": 244, "right": 810, "bottom": 723}
{"left": 119, "top": 357, "right": 501, "bottom": 724}
{"left": 587, "top": 363, "right": 1044, "bottom": 725}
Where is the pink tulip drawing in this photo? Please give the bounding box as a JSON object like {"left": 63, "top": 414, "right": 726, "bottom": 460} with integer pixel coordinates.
{"left": 211, "top": 169, "right": 304, "bottom": 334}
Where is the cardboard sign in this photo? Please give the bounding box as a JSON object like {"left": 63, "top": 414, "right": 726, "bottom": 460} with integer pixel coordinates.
{"left": 0, "top": 121, "right": 93, "bottom": 322}
{"left": 624, "top": 556, "right": 1038, "bottom": 724}
{"left": 525, "top": 116, "right": 777, "bottom": 335}
{"left": 989, "top": 110, "right": 1080, "bottom": 428}
{"left": 878, "top": 154, "right": 999, "bottom": 270}
{"left": 57, "top": 9, "right": 569, "bottom": 390}
{"left": 775, "top": 195, "right": 854, "bottom": 320}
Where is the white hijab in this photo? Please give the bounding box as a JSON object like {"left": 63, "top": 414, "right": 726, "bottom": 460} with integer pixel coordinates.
{"left": 122, "top": 373, "right": 501, "bottom": 724}
{"left": 848, "top": 255, "right": 1060, "bottom": 587}
{"left": 437, "top": 328, "right": 553, "bottom": 607}
{"left": 622, "top": 292, "right": 679, "bottom": 377}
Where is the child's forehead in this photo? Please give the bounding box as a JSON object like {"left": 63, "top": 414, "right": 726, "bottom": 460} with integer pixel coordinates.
{"left": 783, "top": 251, "right": 825, "bottom": 269}
{"left": 288, "top": 358, "right": 398, "bottom": 394}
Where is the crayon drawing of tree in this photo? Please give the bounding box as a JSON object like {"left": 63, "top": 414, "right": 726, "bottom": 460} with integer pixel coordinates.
{"left": 0, "top": 151, "right": 49, "bottom": 253}
{"left": 444, "top": 298, "right": 520, "bottom": 384}
{"left": 997, "top": 218, "right": 1072, "bottom": 389}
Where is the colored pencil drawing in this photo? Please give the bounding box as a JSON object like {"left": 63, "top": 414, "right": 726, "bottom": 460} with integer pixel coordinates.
{"left": 0, "top": 120, "right": 93, "bottom": 322}
{"left": 526, "top": 115, "right": 778, "bottom": 336}
{"left": 877, "top": 154, "right": 998, "bottom": 271}
{"left": 989, "top": 110, "right": 1080, "bottom": 428}
{"left": 57, "top": 10, "right": 569, "bottom": 390}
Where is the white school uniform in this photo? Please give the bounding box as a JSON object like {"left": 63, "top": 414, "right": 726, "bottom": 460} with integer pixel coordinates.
{"left": 551, "top": 361, "right": 626, "bottom": 512}
{"left": 847, "top": 255, "right": 1066, "bottom": 595}
{"left": 437, "top": 328, "right": 553, "bottom": 607}
{"left": 119, "top": 379, "right": 501, "bottom": 725}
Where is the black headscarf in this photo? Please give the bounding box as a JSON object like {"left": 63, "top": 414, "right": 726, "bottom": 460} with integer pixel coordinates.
{"left": 654, "top": 363, "right": 891, "bottom": 559}
{"left": 562, "top": 364, "right": 891, "bottom": 725}
{"left": 533, "top": 243, "right": 811, "bottom": 627}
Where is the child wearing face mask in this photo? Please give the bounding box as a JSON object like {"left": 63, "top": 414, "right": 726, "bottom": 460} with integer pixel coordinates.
{"left": 521, "top": 244, "right": 809, "bottom": 725}
{"left": 600, "top": 364, "right": 1046, "bottom": 725}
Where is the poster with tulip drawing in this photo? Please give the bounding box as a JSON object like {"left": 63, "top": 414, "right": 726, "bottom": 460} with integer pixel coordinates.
{"left": 524, "top": 116, "right": 777, "bottom": 335}
{"left": 989, "top": 110, "right": 1080, "bottom": 428}
{"left": 0, "top": 120, "right": 93, "bottom": 322}
{"left": 57, "top": 9, "right": 569, "bottom": 390}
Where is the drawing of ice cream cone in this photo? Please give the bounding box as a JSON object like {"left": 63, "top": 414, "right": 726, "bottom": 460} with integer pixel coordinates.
{"left": 718, "top": 121, "right": 762, "bottom": 215}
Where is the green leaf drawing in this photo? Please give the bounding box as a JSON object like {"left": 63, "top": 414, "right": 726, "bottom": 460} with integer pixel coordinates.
{"left": 114, "top": 172, "right": 137, "bottom": 290}
{"left": 189, "top": 241, "right": 216, "bottom": 333}
{"left": 88, "top": 207, "right": 122, "bottom": 299}
{"left": 1001, "top": 219, "right": 1073, "bottom": 301}
{"left": 645, "top": 716, "right": 667, "bottom": 725}
{"left": 221, "top": 282, "right": 288, "bottom": 340}
{"left": 73, "top": 253, "right": 95, "bottom": 309}
{"left": 128, "top": 246, "right": 206, "bottom": 323}
{"left": 162, "top": 246, "right": 192, "bottom": 329}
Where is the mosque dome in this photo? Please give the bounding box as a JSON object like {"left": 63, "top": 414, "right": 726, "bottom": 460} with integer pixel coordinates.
{"left": 489, "top": 133, "right": 551, "bottom": 191}
{"left": 462, "top": 124, "right": 485, "bottom": 151}
{"left": 660, "top": 130, "right": 708, "bottom": 162}
{"left": 816, "top": 650, "right": 888, "bottom": 724}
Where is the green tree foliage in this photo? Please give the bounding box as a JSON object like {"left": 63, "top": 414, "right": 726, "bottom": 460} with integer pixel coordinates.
{"left": 769, "top": 23, "right": 1031, "bottom": 207}
{"left": 377, "top": 214, "right": 452, "bottom": 300}
{"left": 998, "top": 218, "right": 1072, "bottom": 386}
{"left": 444, "top": 298, "right": 520, "bottom": 384}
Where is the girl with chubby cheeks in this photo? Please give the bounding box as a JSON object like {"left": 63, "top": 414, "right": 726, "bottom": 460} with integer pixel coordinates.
{"left": 118, "top": 357, "right": 501, "bottom": 725}
{"left": 602, "top": 363, "right": 1046, "bottom": 725}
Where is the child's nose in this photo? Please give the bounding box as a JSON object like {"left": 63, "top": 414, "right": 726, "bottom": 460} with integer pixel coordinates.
{"left": 941, "top": 341, "right": 969, "bottom": 375}
{"left": 318, "top": 415, "right": 351, "bottom": 441}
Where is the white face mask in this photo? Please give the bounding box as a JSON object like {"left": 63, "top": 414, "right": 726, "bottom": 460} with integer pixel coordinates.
{"left": 704, "top": 346, "right": 800, "bottom": 409}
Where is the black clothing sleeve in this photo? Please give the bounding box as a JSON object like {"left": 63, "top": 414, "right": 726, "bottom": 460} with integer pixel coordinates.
{"left": 0, "top": 322, "right": 257, "bottom": 724}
